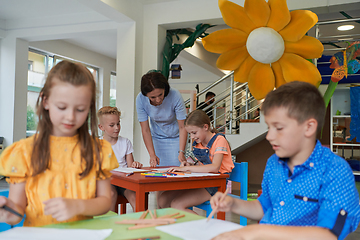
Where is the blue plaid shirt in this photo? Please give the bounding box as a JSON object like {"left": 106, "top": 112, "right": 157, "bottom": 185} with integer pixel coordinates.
{"left": 258, "top": 140, "right": 360, "bottom": 240}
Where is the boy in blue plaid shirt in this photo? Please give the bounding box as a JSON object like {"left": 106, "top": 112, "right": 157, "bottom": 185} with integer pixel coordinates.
{"left": 211, "top": 81, "right": 360, "bottom": 240}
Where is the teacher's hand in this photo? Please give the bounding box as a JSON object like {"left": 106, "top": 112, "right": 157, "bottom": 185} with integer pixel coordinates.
{"left": 149, "top": 154, "right": 160, "bottom": 167}
{"left": 178, "top": 152, "right": 186, "bottom": 165}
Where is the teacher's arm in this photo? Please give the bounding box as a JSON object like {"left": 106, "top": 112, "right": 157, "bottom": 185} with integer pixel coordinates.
{"left": 177, "top": 119, "right": 187, "bottom": 164}
{"left": 139, "top": 120, "right": 159, "bottom": 167}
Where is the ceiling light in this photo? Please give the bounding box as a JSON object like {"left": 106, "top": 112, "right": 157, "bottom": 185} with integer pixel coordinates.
{"left": 337, "top": 25, "right": 355, "bottom": 31}
{"left": 338, "top": 38, "right": 353, "bottom": 41}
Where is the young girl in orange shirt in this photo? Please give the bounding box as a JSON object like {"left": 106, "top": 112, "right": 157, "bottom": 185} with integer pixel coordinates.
{"left": 0, "top": 60, "right": 118, "bottom": 227}
{"left": 158, "top": 109, "right": 234, "bottom": 213}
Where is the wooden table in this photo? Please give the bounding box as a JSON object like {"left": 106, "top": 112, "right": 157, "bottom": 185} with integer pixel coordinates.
{"left": 111, "top": 168, "right": 228, "bottom": 220}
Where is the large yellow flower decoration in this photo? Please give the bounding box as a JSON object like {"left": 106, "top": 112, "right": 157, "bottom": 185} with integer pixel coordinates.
{"left": 202, "top": 0, "right": 324, "bottom": 100}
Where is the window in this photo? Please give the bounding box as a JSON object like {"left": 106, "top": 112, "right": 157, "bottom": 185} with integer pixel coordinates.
{"left": 26, "top": 48, "right": 100, "bottom": 137}
{"left": 110, "top": 72, "right": 116, "bottom": 107}
{"left": 27, "top": 49, "right": 54, "bottom": 137}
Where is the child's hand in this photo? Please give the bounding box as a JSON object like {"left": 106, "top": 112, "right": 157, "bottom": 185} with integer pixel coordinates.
{"left": 211, "top": 229, "right": 246, "bottom": 240}
{"left": 211, "top": 225, "right": 259, "bottom": 240}
{"left": 168, "top": 167, "right": 185, "bottom": 172}
{"left": 131, "top": 161, "right": 143, "bottom": 168}
{"left": 0, "top": 197, "right": 11, "bottom": 222}
{"left": 0, "top": 196, "right": 23, "bottom": 223}
{"left": 43, "top": 197, "right": 83, "bottom": 222}
{"left": 210, "top": 192, "right": 234, "bottom": 213}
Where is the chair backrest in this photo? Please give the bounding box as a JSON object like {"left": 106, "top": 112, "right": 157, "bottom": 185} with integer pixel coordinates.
{"left": 229, "top": 162, "right": 248, "bottom": 201}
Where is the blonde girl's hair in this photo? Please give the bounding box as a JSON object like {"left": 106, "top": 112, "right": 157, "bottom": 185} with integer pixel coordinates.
{"left": 32, "top": 60, "right": 103, "bottom": 179}
{"left": 184, "top": 109, "right": 218, "bottom": 134}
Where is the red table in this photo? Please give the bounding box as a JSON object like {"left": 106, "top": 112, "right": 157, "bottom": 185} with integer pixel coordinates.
{"left": 111, "top": 168, "right": 228, "bottom": 220}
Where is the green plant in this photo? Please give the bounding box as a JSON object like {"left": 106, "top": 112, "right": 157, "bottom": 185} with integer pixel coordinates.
{"left": 110, "top": 97, "right": 116, "bottom": 107}
{"left": 27, "top": 105, "right": 37, "bottom": 130}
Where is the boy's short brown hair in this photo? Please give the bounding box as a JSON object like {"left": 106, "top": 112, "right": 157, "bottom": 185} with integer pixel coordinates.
{"left": 262, "top": 81, "right": 325, "bottom": 133}
{"left": 97, "top": 106, "right": 121, "bottom": 119}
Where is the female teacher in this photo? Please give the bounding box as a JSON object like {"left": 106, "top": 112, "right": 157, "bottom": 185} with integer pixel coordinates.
{"left": 136, "top": 72, "right": 188, "bottom": 167}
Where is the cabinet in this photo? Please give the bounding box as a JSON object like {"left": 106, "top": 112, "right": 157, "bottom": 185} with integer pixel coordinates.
{"left": 330, "top": 87, "right": 360, "bottom": 159}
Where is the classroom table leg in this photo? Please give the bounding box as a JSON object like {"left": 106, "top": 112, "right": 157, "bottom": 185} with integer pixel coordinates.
{"left": 135, "top": 188, "right": 146, "bottom": 212}
{"left": 217, "top": 181, "right": 226, "bottom": 220}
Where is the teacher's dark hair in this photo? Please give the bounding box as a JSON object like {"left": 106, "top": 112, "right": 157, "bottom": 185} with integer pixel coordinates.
{"left": 141, "top": 72, "right": 170, "bottom": 97}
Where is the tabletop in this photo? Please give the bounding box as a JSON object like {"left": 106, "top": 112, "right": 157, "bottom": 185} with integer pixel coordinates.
{"left": 45, "top": 208, "right": 204, "bottom": 240}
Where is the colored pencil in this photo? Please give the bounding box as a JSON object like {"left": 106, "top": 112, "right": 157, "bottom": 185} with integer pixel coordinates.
{"left": 128, "top": 222, "right": 169, "bottom": 230}
{"left": 139, "top": 209, "right": 149, "bottom": 219}
{"left": 123, "top": 236, "right": 160, "bottom": 240}
{"left": 1, "top": 205, "right": 23, "bottom": 218}
{"left": 149, "top": 209, "right": 155, "bottom": 219}
{"left": 116, "top": 218, "right": 176, "bottom": 224}
{"left": 157, "top": 212, "right": 180, "bottom": 219}
{"left": 145, "top": 175, "right": 167, "bottom": 178}
{"left": 173, "top": 214, "right": 185, "bottom": 219}
{"left": 206, "top": 188, "right": 230, "bottom": 222}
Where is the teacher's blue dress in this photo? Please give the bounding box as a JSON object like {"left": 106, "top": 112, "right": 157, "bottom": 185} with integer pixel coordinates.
{"left": 136, "top": 88, "right": 187, "bottom": 166}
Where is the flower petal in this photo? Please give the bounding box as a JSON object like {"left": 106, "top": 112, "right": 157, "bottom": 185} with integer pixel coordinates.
{"left": 244, "top": 0, "right": 270, "bottom": 27}
{"left": 271, "top": 61, "right": 287, "bottom": 88}
{"left": 248, "top": 62, "right": 275, "bottom": 100}
{"left": 278, "top": 53, "right": 322, "bottom": 87}
{"left": 279, "top": 10, "right": 318, "bottom": 42}
{"left": 233, "top": 55, "right": 257, "bottom": 83}
{"left": 267, "top": 0, "right": 290, "bottom": 31}
{"left": 216, "top": 46, "right": 249, "bottom": 70}
{"left": 285, "top": 36, "right": 324, "bottom": 59}
{"left": 218, "top": 0, "right": 256, "bottom": 34}
{"left": 202, "top": 29, "right": 248, "bottom": 54}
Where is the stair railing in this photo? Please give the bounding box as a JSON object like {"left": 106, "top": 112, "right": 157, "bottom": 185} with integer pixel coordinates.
{"left": 184, "top": 72, "right": 260, "bottom": 135}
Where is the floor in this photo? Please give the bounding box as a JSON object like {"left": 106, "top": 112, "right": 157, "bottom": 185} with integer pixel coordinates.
{"left": 0, "top": 178, "right": 359, "bottom": 239}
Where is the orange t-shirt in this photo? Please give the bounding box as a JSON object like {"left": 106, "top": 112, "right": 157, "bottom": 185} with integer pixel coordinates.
{"left": 194, "top": 133, "right": 234, "bottom": 173}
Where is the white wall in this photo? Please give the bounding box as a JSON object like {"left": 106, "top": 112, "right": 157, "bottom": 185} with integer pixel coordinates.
{"left": 0, "top": 38, "right": 28, "bottom": 145}
{"left": 169, "top": 52, "right": 227, "bottom": 103}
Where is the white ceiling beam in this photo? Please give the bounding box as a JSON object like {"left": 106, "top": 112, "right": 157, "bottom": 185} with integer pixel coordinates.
{"left": 6, "top": 21, "right": 118, "bottom": 42}
{"left": 77, "top": 0, "right": 134, "bottom": 23}
{"left": 5, "top": 12, "right": 109, "bottom": 30}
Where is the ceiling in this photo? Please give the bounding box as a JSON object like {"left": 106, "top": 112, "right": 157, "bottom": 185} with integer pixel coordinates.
{"left": 0, "top": 0, "right": 359, "bottom": 60}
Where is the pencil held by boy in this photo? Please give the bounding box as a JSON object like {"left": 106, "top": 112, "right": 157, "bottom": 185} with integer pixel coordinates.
{"left": 158, "top": 109, "right": 234, "bottom": 214}
{"left": 98, "top": 106, "right": 142, "bottom": 212}
{"left": 0, "top": 60, "right": 119, "bottom": 227}
{"left": 210, "top": 81, "right": 360, "bottom": 240}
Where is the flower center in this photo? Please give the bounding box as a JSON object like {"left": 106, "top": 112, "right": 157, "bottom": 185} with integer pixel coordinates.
{"left": 246, "top": 27, "right": 285, "bottom": 64}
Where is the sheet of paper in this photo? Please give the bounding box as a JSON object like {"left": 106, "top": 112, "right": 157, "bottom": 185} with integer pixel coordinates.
{"left": 112, "top": 167, "right": 148, "bottom": 173}
{"left": 151, "top": 168, "right": 171, "bottom": 172}
{"left": 0, "top": 227, "right": 112, "bottom": 240}
{"left": 156, "top": 218, "right": 242, "bottom": 240}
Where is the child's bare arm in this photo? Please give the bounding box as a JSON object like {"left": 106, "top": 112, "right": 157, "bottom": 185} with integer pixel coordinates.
{"left": 125, "top": 153, "right": 134, "bottom": 167}
{"left": 211, "top": 224, "right": 336, "bottom": 240}
{"left": 0, "top": 182, "right": 26, "bottom": 225}
{"left": 210, "top": 192, "right": 264, "bottom": 221}
{"left": 126, "top": 153, "right": 142, "bottom": 168}
{"left": 43, "top": 178, "right": 112, "bottom": 221}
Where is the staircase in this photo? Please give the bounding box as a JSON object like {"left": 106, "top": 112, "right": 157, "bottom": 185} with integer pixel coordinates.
{"left": 184, "top": 72, "right": 267, "bottom": 153}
